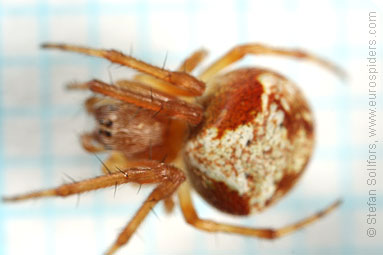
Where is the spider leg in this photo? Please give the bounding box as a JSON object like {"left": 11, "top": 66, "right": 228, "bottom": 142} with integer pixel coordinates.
{"left": 100, "top": 151, "right": 161, "bottom": 175}
{"left": 80, "top": 132, "right": 105, "bottom": 153}
{"left": 178, "top": 48, "right": 208, "bottom": 73}
{"left": 105, "top": 164, "right": 185, "bottom": 255}
{"left": 3, "top": 162, "right": 185, "bottom": 255}
{"left": 99, "top": 151, "right": 130, "bottom": 174}
{"left": 2, "top": 162, "right": 180, "bottom": 202}
{"left": 134, "top": 48, "right": 208, "bottom": 97}
{"left": 178, "top": 183, "right": 341, "bottom": 239}
{"left": 199, "top": 43, "right": 346, "bottom": 82}
{"left": 42, "top": 43, "right": 205, "bottom": 96}
{"left": 85, "top": 79, "right": 203, "bottom": 125}
{"left": 99, "top": 151, "right": 176, "bottom": 214}
{"left": 79, "top": 143, "right": 159, "bottom": 181}
{"left": 66, "top": 81, "right": 91, "bottom": 90}
{"left": 84, "top": 96, "right": 103, "bottom": 113}
{"left": 66, "top": 78, "right": 203, "bottom": 125}
{"left": 163, "top": 196, "right": 175, "bottom": 214}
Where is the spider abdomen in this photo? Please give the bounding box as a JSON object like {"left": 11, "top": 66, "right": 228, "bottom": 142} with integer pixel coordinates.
{"left": 184, "top": 68, "right": 314, "bottom": 215}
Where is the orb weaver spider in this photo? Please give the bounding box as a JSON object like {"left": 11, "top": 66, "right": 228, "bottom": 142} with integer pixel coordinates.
{"left": 3, "top": 43, "right": 344, "bottom": 254}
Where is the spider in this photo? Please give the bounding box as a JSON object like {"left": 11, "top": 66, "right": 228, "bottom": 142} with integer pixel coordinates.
{"left": 3, "top": 43, "right": 344, "bottom": 255}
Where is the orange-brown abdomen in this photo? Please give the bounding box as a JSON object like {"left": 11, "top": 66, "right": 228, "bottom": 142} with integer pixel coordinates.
{"left": 184, "top": 68, "right": 314, "bottom": 215}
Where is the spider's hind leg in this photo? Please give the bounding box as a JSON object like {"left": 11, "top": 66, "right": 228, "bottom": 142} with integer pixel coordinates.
{"left": 199, "top": 43, "right": 346, "bottom": 82}
{"left": 178, "top": 183, "right": 341, "bottom": 239}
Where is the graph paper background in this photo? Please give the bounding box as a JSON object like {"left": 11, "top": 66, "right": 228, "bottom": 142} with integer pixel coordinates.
{"left": 0, "top": 0, "right": 382, "bottom": 254}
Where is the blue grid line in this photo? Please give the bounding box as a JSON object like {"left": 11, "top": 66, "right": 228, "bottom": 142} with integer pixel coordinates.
{"left": 187, "top": 0, "right": 198, "bottom": 48}
{"left": 0, "top": 2, "right": 6, "bottom": 254}
{"left": 35, "top": 1, "right": 54, "bottom": 254}
{"left": 236, "top": 0, "right": 249, "bottom": 44}
{"left": 332, "top": 0, "right": 352, "bottom": 254}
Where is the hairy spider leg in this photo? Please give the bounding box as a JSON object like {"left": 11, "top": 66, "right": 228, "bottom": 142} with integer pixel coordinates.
{"left": 3, "top": 162, "right": 186, "bottom": 255}
{"left": 104, "top": 163, "right": 185, "bottom": 255}
{"left": 42, "top": 43, "right": 205, "bottom": 96}
{"left": 199, "top": 43, "right": 346, "bottom": 82}
{"left": 134, "top": 49, "right": 208, "bottom": 96}
{"left": 178, "top": 183, "right": 341, "bottom": 239}
{"left": 73, "top": 79, "right": 203, "bottom": 125}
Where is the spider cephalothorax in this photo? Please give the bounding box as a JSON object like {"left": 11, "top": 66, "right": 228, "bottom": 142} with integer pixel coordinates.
{"left": 93, "top": 102, "right": 172, "bottom": 157}
{"left": 3, "top": 43, "right": 344, "bottom": 255}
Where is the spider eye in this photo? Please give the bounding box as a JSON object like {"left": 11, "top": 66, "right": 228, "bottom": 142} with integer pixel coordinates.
{"left": 99, "top": 119, "right": 113, "bottom": 127}
{"left": 98, "top": 129, "right": 112, "bottom": 137}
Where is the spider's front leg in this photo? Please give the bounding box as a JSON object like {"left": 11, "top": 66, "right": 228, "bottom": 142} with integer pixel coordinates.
{"left": 67, "top": 79, "right": 203, "bottom": 125}
{"left": 134, "top": 48, "right": 208, "bottom": 96}
{"left": 65, "top": 47, "right": 208, "bottom": 98}
{"left": 42, "top": 43, "right": 205, "bottom": 97}
{"left": 3, "top": 161, "right": 186, "bottom": 255}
